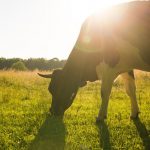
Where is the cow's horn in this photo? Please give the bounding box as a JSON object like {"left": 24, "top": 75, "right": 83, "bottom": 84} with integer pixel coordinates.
{"left": 37, "top": 73, "right": 52, "bottom": 78}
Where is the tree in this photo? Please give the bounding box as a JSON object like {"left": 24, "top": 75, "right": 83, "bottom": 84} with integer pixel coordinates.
{"left": 11, "top": 61, "right": 28, "bottom": 71}
{"left": 0, "top": 57, "right": 66, "bottom": 71}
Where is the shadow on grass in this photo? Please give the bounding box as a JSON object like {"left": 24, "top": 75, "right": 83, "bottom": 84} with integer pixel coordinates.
{"left": 29, "top": 115, "right": 66, "bottom": 150}
{"left": 133, "top": 118, "right": 150, "bottom": 150}
{"left": 97, "top": 121, "right": 111, "bottom": 150}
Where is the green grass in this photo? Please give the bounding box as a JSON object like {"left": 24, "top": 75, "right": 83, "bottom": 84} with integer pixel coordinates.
{"left": 0, "top": 70, "right": 150, "bottom": 150}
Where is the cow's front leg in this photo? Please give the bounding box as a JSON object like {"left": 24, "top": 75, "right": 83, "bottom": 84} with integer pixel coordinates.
{"left": 96, "top": 73, "right": 115, "bottom": 122}
{"left": 121, "top": 71, "right": 140, "bottom": 119}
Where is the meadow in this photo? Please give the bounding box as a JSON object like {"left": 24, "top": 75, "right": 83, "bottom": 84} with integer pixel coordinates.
{"left": 0, "top": 70, "right": 150, "bottom": 150}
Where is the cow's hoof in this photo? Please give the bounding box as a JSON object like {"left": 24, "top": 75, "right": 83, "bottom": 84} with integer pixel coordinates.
{"left": 96, "top": 116, "right": 107, "bottom": 124}
{"left": 130, "top": 112, "right": 140, "bottom": 120}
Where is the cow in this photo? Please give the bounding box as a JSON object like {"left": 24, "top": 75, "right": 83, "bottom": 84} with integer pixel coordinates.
{"left": 38, "top": 1, "right": 150, "bottom": 122}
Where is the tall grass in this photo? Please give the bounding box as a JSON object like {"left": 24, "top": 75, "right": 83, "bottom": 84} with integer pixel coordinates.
{"left": 0, "top": 70, "right": 150, "bottom": 150}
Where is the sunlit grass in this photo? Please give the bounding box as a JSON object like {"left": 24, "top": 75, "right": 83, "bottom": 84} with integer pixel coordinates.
{"left": 0, "top": 70, "right": 150, "bottom": 149}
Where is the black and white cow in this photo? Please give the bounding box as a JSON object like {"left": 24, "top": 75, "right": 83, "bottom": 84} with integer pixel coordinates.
{"left": 38, "top": 1, "right": 150, "bottom": 122}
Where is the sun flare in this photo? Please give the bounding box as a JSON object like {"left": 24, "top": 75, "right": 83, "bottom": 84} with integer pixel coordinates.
{"left": 66, "top": 0, "right": 131, "bottom": 58}
{"left": 70, "top": 0, "right": 129, "bottom": 23}
{"left": 0, "top": 0, "right": 131, "bottom": 59}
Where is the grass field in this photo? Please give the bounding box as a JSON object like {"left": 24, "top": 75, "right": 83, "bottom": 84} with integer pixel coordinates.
{"left": 0, "top": 70, "right": 150, "bottom": 150}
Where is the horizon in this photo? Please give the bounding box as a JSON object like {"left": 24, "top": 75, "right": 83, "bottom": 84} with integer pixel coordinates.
{"left": 0, "top": 0, "right": 130, "bottom": 59}
{"left": 0, "top": 56, "right": 66, "bottom": 60}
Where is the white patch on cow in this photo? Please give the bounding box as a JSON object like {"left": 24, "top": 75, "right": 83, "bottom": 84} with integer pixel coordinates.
{"left": 96, "top": 62, "right": 110, "bottom": 78}
{"left": 96, "top": 61, "right": 118, "bottom": 80}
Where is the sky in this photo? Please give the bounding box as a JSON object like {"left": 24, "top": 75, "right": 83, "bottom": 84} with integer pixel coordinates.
{"left": 0, "top": 0, "right": 130, "bottom": 59}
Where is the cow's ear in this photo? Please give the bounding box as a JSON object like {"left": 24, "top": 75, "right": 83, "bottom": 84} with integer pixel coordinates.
{"left": 80, "top": 81, "right": 87, "bottom": 87}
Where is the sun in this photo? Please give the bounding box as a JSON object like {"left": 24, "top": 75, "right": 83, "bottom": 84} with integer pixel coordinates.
{"left": 70, "top": 0, "right": 129, "bottom": 23}
{"left": 48, "top": 0, "right": 131, "bottom": 59}
{"left": 87, "top": 0, "right": 125, "bottom": 11}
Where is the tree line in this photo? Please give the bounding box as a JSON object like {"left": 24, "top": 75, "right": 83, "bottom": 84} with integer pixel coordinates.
{"left": 0, "top": 58, "right": 66, "bottom": 71}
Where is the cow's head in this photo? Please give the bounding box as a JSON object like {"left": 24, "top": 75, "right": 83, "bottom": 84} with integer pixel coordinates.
{"left": 38, "top": 69, "right": 86, "bottom": 116}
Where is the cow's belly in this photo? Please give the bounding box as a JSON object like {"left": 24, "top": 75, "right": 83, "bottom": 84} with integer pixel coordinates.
{"left": 95, "top": 35, "right": 150, "bottom": 80}
{"left": 111, "top": 37, "right": 150, "bottom": 73}
{"left": 117, "top": 35, "right": 150, "bottom": 69}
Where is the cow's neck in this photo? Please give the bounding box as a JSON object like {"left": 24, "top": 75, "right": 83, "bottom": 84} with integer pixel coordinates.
{"left": 63, "top": 48, "right": 102, "bottom": 84}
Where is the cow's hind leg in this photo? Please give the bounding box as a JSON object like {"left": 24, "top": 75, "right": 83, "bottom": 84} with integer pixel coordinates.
{"left": 121, "top": 71, "right": 140, "bottom": 119}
